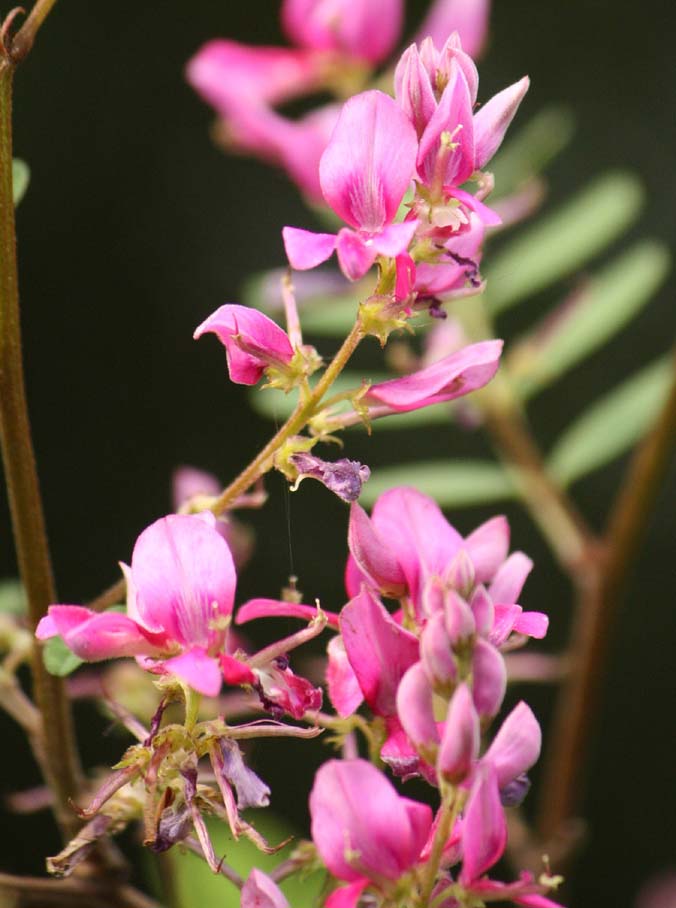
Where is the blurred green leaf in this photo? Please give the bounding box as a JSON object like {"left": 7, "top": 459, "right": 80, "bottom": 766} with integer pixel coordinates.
{"left": 510, "top": 241, "right": 670, "bottom": 399}
{"left": 548, "top": 356, "right": 673, "bottom": 486}
{"left": 297, "top": 296, "right": 361, "bottom": 336}
{"left": 361, "top": 460, "right": 514, "bottom": 507}
{"left": 485, "top": 172, "right": 645, "bottom": 314}
{"left": 490, "top": 106, "right": 575, "bottom": 197}
{"left": 0, "top": 579, "right": 26, "bottom": 615}
{"left": 12, "top": 158, "right": 29, "bottom": 206}
{"left": 43, "top": 636, "right": 84, "bottom": 677}
{"left": 167, "top": 814, "right": 323, "bottom": 908}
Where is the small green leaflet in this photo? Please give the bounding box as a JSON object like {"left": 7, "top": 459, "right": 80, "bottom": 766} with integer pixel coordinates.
{"left": 0, "top": 579, "right": 26, "bottom": 615}
{"left": 548, "top": 356, "right": 674, "bottom": 486}
{"left": 509, "top": 241, "right": 670, "bottom": 399}
{"left": 360, "top": 460, "right": 514, "bottom": 507}
{"left": 12, "top": 158, "right": 29, "bottom": 206}
{"left": 484, "top": 172, "right": 644, "bottom": 315}
{"left": 43, "top": 636, "right": 84, "bottom": 677}
{"left": 165, "top": 814, "right": 323, "bottom": 908}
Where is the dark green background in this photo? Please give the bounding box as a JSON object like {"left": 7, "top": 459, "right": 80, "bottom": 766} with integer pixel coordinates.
{"left": 0, "top": 2, "right": 674, "bottom": 905}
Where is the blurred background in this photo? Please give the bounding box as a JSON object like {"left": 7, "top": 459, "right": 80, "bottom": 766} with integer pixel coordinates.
{"left": 0, "top": 1, "right": 674, "bottom": 905}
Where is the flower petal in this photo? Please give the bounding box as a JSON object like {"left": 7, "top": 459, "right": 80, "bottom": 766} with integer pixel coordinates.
{"left": 283, "top": 226, "right": 337, "bottom": 271}
{"left": 194, "top": 304, "right": 294, "bottom": 385}
{"left": 483, "top": 701, "right": 541, "bottom": 788}
{"left": 241, "top": 869, "right": 289, "bottom": 908}
{"left": 236, "top": 598, "right": 340, "bottom": 629}
{"left": 488, "top": 551, "right": 533, "bottom": 605}
{"left": 335, "top": 228, "right": 378, "bottom": 281}
{"left": 473, "top": 76, "right": 530, "bottom": 170}
{"left": 416, "top": 0, "right": 491, "bottom": 59}
{"left": 340, "top": 589, "right": 420, "bottom": 716}
{"left": 417, "top": 60, "right": 474, "bottom": 187}
{"left": 463, "top": 516, "right": 510, "bottom": 583}
{"left": 163, "top": 648, "right": 223, "bottom": 696}
{"left": 348, "top": 503, "right": 407, "bottom": 598}
{"left": 460, "top": 763, "right": 507, "bottom": 884}
{"left": 327, "top": 635, "right": 364, "bottom": 717}
{"left": 37, "top": 605, "right": 161, "bottom": 661}
{"left": 365, "top": 340, "right": 503, "bottom": 412}
{"left": 320, "top": 91, "right": 418, "bottom": 231}
{"left": 131, "top": 514, "right": 236, "bottom": 649}
{"left": 371, "top": 220, "right": 420, "bottom": 258}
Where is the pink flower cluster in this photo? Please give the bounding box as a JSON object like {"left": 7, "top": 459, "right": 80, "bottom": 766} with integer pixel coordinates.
{"left": 188, "top": 0, "right": 491, "bottom": 202}
{"left": 240, "top": 487, "right": 561, "bottom": 907}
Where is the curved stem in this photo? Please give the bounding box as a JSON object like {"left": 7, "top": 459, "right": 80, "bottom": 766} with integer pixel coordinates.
{"left": 0, "top": 58, "right": 82, "bottom": 837}
{"left": 211, "top": 318, "right": 365, "bottom": 515}
{"left": 537, "top": 347, "right": 676, "bottom": 841}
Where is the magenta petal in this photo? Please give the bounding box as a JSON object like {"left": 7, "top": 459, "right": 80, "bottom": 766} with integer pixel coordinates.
{"left": 326, "top": 635, "right": 364, "bottom": 718}
{"left": 463, "top": 516, "right": 510, "bottom": 583}
{"left": 162, "top": 648, "right": 222, "bottom": 697}
{"left": 460, "top": 763, "right": 507, "bottom": 884}
{"left": 348, "top": 503, "right": 406, "bottom": 598}
{"left": 369, "top": 487, "right": 463, "bottom": 604}
{"left": 131, "top": 514, "right": 236, "bottom": 649}
{"left": 309, "top": 759, "right": 432, "bottom": 882}
{"left": 194, "top": 304, "right": 294, "bottom": 385}
{"left": 282, "top": 0, "right": 403, "bottom": 65}
{"left": 447, "top": 187, "right": 502, "bottom": 227}
{"left": 344, "top": 553, "right": 369, "bottom": 599}
{"left": 365, "top": 340, "right": 503, "bottom": 412}
{"left": 282, "top": 226, "right": 337, "bottom": 271}
{"left": 438, "top": 683, "right": 480, "bottom": 783}
{"left": 471, "top": 638, "right": 506, "bottom": 717}
{"left": 325, "top": 880, "right": 370, "bottom": 908}
{"left": 320, "top": 90, "right": 418, "bottom": 231}
{"left": 395, "top": 43, "right": 437, "bottom": 137}
{"left": 473, "top": 76, "right": 530, "bottom": 170}
{"left": 335, "top": 228, "right": 378, "bottom": 281}
{"left": 186, "top": 40, "right": 321, "bottom": 111}
{"left": 483, "top": 701, "right": 542, "bottom": 788}
{"left": 489, "top": 551, "right": 533, "bottom": 605}
{"left": 371, "top": 220, "right": 420, "bottom": 258}
{"left": 417, "top": 60, "right": 475, "bottom": 187}
{"left": 236, "top": 598, "right": 339, "bottom": 630}
{"left": 514, "top": 610, "right": 549, "bottom": 639}
{"left": 420, "top": 610, "right": 456, "bottom": 688}
{"left": 437, "top": 33, "right": 480, "bottom": 104}
{"left": 38, "top": 605, "right": 159, "bottom": 661}
{"left": 340, "top": 589, "right": 420, "bottom": 716}
{"left": 241, "top": 869, "right": 289, "bottom": 908}
{"left": 416, "top": 0, "right": 491, "bottom": 59}
{"left": 397, "top": 662, "right": 440, "bottom": 762}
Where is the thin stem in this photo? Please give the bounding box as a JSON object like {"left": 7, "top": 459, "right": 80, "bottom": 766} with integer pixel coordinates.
{"left": 5, "top": 0, "right": 59, "bottom": 62}
{"left": 419, "top": 787, "right": 458, "bottom": 906}
{"left": 211, "top": 318, "right": 365, "bottom": 515}
{"left": 0, "top": 58, "right": 82, "bottom": 837}
{"left": 537, "top": 347, "right": 676, "bottom": 841}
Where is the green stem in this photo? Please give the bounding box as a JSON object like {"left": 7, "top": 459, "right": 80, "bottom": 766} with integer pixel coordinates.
{"left": 211, "top": 318, "right": 365, "bottom": 515}
{"left": 419, "top": 787, "right": 458, "bottom": 907}
{"left": 0, "top": 58, "right": 81, "bottom": 838}
{"left": 184, "top": 688, "right": 202, "bottom": 732}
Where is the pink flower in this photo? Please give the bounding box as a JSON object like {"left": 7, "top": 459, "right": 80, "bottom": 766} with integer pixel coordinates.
{"left": 362, "top": 339, "right": 503, "bottom": 416}
{"left": 281, "top": 0, "right": 404, "bottom": 65}
{"left": 283, "top": 91, "right": 419, "bottom": 281}
{"left": 241, "top": 869, "right": 289, "bottom": 908}
{"left": 310, "top": 759, "right": 432, "bottom": 898}
{"left": 194, "top": 304, "right": 294, "bottom": 385}
{"left": 37, "top": 513, "right": 236, "bottom": 696}
{"left": 416, "top": 0, "right": 491, "bottom": 59}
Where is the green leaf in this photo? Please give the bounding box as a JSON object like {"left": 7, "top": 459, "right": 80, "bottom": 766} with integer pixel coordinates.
{"left": 548, "top": 356, "right": 674, "bottom": 486}
{"left": 490, "top": 106, "right": 575, "bottom": 196}
{"left": 511, "top": 241, "right": 670, "bottom": 399}
{"left": 361, "top": 460, "right": 514, "bottom": 507}
{"left": 484, "top": 172, "right": 645, "bottom": 314}
{"left": 0, "top": 579, "right": 26, "bottom": 615}
{"left": 12, "top": 158, "right": 29, "bottom": 206}
{"left": 167, "top": 814, "right": 323, "bottom": 908}
{"left": 43, "top": 636, "right": 84, "bottom": 677}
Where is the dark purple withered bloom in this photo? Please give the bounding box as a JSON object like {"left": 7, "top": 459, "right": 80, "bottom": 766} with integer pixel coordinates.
{"left": 291, "top": 452, "right": 370, "bottom": 502}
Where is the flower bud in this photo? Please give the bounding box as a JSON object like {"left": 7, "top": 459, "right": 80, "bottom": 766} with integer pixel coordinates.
{"left": 420, "top": 611, "right": 457, "bottom": 692}
{"left": 471, "top": 638, "right": 506, "bottom": 717}
{"left": 445, "top": 549, "right": 475, "bottom": 598}
{"left": 437, "top": 683, "right": 480, "bottom": 784}
{"left": 396, "top": 662, "right": 439, "bottom": 765}
{"left": 444, "top": 590, "right": 476, "bottom": 644}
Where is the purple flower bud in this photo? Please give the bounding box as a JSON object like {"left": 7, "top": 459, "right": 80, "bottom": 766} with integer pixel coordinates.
{"left": 499, "top": 772, "right": 531, "bottom": 807}
{"left": 291, "top": 453, "right": 370, "bottom": 502}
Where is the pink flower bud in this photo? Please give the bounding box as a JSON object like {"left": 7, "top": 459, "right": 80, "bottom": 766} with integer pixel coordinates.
{"left": 469, "top": 585, "right": 494, "bottom": 637}
{"left": 445, "top": 549, "right": 475, "bottom": 598}
{"left": 460, "top": 763, "right": 507, "bottom": 885}
{"left": 471, "top": 638, "right": 506, "bottom": 717}
{"left": 444, "top": 590, "right": 476, "bottom": 643}
{"left": 397, "top": 662, "right": 439, "bottom": 764}
{"left": 420, "top": 611, "right": 457, "bottom": 691}
{"left": 437, "top": 683, "right": 479, "bottom": 783}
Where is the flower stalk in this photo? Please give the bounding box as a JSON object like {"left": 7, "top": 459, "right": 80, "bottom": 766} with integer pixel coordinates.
{"left": 0, "top": 37, "right": 82, "bottom": 837}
